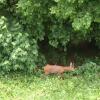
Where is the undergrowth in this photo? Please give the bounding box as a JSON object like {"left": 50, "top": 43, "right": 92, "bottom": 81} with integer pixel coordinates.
{"left": 0, "top": 57, "right": 100, "bottom": 100}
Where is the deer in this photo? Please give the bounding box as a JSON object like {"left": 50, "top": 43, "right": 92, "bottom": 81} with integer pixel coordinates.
{"left": 44, "top": 62, "right": 75, "bottom": 75}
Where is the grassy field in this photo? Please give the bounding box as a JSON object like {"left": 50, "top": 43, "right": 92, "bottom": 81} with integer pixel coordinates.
{"left": 0, "top": 72, "right": 100, "bottom": 100}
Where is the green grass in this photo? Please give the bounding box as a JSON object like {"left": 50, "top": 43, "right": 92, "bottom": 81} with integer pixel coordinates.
{"left": 0, "top": 72, "right": 100, "bottom": 100}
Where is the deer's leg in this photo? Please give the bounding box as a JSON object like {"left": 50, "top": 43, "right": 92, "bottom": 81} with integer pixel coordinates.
{"left": 41, "top": 72, "right": 49, "bottom": 79}
{"left": 57, "top": 73, "right": 64, "bottom": 79}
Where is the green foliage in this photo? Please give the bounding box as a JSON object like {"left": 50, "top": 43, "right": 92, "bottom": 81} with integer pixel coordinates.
{"left": 0, "top": 16, "right": 38, "bottom": 72}
{"left": 0, "top": 0, "right": 6, "bottom": 10}
{"left": 36, "top": 52, "right": 47, "bottom": 67}
{"left": 0, "top": 0, "right": 5, "bottom": 4}
{"left": 75, "top": 61, "right": 100, "bottom": 76}
{"left": 16, "top": 0, "right": 47, "bottom": 41}
{"left": 0, "top": 0, "right": 100, "bottom": 72}
{"left": 15, "top": 0, "right": 100, "bottom": 48}
{"left": 72, "top": 12, "right": 92, "bottom": 31}
{"left": 48, "top": 21, "right": 70, "bottom": 47}
{"left": 50, "top": 0, "right": 100, "bottom": 44}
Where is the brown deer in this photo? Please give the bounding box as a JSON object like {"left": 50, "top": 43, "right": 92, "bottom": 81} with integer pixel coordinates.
{"left": 44, "top": 62, "right": 75, "bottom": 75}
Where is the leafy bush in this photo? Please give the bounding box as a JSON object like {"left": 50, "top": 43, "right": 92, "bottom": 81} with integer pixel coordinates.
{"left": 0, "top": 16, "right": 38, "bottom": 72}
{"left": 76, "top": 61, "right": 100, "bottom": 75}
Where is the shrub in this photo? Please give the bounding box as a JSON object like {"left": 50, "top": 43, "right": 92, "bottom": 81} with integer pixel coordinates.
{"left": 77, "top": 61, "right": 100, "bottom": 75}
{"left": 0, "top": 16, "right": 38, "bottom": 72}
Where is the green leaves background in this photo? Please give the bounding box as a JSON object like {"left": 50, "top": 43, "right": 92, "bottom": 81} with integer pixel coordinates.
{"left": 0, "top": 0, "right": 100, "bottom": 72}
